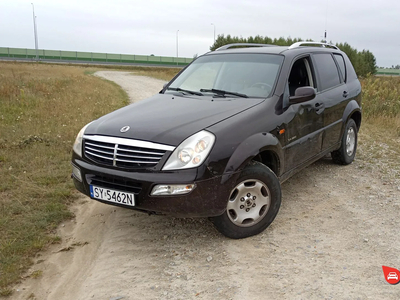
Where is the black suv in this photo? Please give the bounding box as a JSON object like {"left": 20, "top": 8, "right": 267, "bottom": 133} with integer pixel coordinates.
{"left": 71, "top": 42, "right": 361, "bottom": 239}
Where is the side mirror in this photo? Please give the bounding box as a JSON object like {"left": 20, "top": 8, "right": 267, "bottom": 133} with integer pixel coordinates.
{"left": 289, "top": 86, "right": 316, "bottom": 104}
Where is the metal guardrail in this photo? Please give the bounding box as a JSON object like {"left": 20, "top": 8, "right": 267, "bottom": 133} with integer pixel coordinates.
{"left": 0, "top": 47, "right": 193, "bottom": 66}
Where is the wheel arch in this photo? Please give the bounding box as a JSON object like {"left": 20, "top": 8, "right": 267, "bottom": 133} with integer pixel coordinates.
{"left": 342, "top": 99, "right": 362, "bottom": 131}
{"left": 221, "top": 132, "right": 283, "bottom": 184}
{"left": 350, "top": 110, "right": 362, "bottom": 131}
{"left": 252, "top": 150, "right": 280, "bottom": 176}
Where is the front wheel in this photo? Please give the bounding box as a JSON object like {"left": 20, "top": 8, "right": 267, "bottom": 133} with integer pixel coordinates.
{"left": 332, "top": 118, "right": 358, "bottom": 165}
{"left": 210, "top": 161, "right": 281, "bottom": 239}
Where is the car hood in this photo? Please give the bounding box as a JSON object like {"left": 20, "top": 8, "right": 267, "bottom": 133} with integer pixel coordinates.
{"left": 85, "top": 93, "right": 264, "bottom": 146}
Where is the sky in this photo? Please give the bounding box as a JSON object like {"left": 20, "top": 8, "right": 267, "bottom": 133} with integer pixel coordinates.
{"left": 1, "top": 0, "right": 399, "bottom": 67}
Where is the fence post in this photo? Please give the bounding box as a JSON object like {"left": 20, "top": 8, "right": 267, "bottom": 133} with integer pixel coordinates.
{"left": 26, "top": 48, "right": 28, "bottom": 59}
{"left": 60, "top": 50, "right": 61, "bottom": 60}
{"left": 76, "top": 51, "right": 77, "bottom": 61}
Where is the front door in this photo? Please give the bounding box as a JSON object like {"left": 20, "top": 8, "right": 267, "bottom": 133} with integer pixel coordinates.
{"left": 281, "top": 56, "right": 324, "bottom": 171}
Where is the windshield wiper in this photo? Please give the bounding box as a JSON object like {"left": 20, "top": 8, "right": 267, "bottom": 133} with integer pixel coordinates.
{"left": 166, "top": 87, "right": 203, "bottom": 96}
{"left": 200, "top": 88, "right": 248, "bottom": 98}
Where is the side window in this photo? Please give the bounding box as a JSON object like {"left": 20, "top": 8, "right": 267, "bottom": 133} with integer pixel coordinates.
{"left": 288, "top": 57, "right": 314, "bottom": 96}
{"left": 313, "top": 54, "right": 341, "bottom": 91}
{"left": 333, "top": 54, "right": 346, "bottom": 82}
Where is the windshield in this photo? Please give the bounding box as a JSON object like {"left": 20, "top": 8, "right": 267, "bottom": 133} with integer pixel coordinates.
{"left": 166, "top": 53, "right": 283, "bottom": 98}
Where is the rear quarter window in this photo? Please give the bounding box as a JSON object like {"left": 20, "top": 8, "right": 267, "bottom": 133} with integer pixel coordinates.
{"left": 333, "top": 54, "right": 346, "bottom": 82}
{"left": 343, "top": 54, "right": 358, "bottom": 82}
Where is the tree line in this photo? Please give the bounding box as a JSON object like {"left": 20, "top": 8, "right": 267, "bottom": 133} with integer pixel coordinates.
{"left": 210, "top": 35, "right": 376, "bottom": 77}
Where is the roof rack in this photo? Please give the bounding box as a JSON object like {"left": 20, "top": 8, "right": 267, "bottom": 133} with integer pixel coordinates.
{"left": 215, "top": 43, "right": 275, "bottom": 51}
{"left": 288, "top": 42, "right": 339, "bottom": 50}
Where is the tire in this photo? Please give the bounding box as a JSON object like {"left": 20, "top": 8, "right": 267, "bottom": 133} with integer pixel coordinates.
{"left": 332, "top": 118, "right": 358, "bottom": 165}
{"left": 210, "top": 161, "right": 281, "bottom": 239}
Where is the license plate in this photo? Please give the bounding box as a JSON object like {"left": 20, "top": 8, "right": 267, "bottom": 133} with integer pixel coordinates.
{"left": 90, "top": 185, "right": 135, "bottom": 207}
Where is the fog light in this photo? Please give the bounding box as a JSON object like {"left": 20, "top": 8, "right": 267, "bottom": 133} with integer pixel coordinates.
{"left": 71, "top": 163, "right": 82, "bottom": 182}
{"left": 151, "top": 184, "right": 196, "bottom": 196}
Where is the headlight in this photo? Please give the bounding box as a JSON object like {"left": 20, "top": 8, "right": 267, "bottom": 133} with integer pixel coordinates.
{"left": 72, "top": 122, "right": 92, "bottom": 157}
{"left": 163, "top": 130, "right": 215, "bottom": 170}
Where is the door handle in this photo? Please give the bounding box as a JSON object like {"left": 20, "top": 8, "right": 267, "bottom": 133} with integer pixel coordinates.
{"left": 343, "top": 91, "right": 349, "bottom": 98}
{"left": 314, "top": 102, "right": 324, "bottom": 114}
{"left": 315, "top": 102, "right": 324, "bottom": 109}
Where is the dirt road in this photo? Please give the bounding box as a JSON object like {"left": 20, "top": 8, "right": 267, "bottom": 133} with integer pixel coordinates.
{"left": 14, "top": 72, "right": 400, "bottom": 300}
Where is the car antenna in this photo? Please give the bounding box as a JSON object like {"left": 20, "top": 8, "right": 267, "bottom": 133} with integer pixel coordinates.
{"left": 323, "top": 0, "right": 328, "bottom": 43}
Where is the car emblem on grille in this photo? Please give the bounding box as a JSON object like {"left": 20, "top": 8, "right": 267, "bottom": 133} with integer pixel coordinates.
{"left": 120, "top": 126, "right": 130, "bottom": 133}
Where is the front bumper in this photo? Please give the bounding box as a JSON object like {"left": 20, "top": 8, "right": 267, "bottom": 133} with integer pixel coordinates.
{"left": 71, "top": 155, "right": 239, "bottom": 217}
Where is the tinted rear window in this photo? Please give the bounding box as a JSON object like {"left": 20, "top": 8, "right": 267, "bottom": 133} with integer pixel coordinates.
{"left": 313, "top": 54, "right": 341, "bottom": 91}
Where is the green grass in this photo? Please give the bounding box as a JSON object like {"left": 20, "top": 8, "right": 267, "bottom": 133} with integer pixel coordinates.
{"left": 0, "top": 62, "right": 129, "bottom": 295}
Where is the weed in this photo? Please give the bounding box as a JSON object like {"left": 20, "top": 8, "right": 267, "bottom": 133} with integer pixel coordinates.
{"left": 361, "top": 76, "right": 400, "bottom": 118}
{"left": 0, "top": 288, "right": 12, "bottom": 297}
{"left": 30, "top": 270, "right": 43, "bottom": 279}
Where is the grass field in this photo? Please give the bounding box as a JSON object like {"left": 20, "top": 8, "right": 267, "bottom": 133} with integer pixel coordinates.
{"left": 361, "top": 76, "right": 400, "bottom": 136}
{"left": 0, "top": 62, "right": 130, "bottom": 296}
{"left": 0, "top": 62, "right": 399, "bottom": 296}
{"left": 0, "top": 62, "right": 180, "bottom": 296}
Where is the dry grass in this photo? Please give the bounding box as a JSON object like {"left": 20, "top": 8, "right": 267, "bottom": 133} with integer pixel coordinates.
{"left": 0, "top": 61, "right": 129, "bottom": 295}
{"left": 356, "top": 76, "right": 400, "bottom": 181}
{"left": 361, "top": 76, "right": 400, "bottom": 135}
{"left": 131, "top": 67, "right": 181, "bottom": 81}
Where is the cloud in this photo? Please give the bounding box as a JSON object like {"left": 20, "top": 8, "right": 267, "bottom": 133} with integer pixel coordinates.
{"left": 1, "top": 0, "right": 399, "bottom": 66}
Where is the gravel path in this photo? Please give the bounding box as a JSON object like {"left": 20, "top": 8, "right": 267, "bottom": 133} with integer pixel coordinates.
{"left": 14, "top": 72, "right": 400, "bottom": 300}
{"left": 94, "top": 71, "right": 166, "bottom": 103}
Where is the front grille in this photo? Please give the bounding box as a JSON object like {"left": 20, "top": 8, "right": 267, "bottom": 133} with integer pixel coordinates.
{"left": 83, "top": 135, "right": 174, "bottom": 169}
{"left": 87, "top": 174, "right": 142, "bottom": 194}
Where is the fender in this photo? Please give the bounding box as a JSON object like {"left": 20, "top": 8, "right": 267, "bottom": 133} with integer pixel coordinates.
{"left": 342, "top": 99, "right": 361, "bottom": 122}
{"left": 221, "top": 132, "right": 283, "bottom": 184}
{"left": 341, "top": 99, "right": 362, "bottom": 134}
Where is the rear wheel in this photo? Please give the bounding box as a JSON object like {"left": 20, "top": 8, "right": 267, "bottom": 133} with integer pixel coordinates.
{"left": 210, "top": 161, "right": 281, "bottom": 239}
{"left": 332, "top": 118, "right": 358, "bottom": 165}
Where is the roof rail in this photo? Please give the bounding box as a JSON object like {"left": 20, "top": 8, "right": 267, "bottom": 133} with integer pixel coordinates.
{"left": 215, "top": 43, "right": 275, "bottom": 51}
{"left": 288, "top": 42, "right": 339, "bottom": 50}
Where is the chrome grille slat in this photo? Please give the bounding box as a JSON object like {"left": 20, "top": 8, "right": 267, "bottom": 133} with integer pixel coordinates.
{"left": 116, "top": 152, "right": 162, "bottom": 159}
{"left": 86, "top": 151, "right": 114, "bottom": 160}
{"left": 83, "top": 135, "right": 174, "bottom": 169}
{"left": 115, "top": 158, "right": 158, "bottom": 164}
{"left": 85, "top": 142, "right": 115, "bottom": 150}
{"left": 85, "top": 146, "right": 115, "bottom": 156}
{"left": 116, "top": 148, "right": 164, "bottom": 155}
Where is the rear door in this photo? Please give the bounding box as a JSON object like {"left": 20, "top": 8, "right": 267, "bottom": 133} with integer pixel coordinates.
{"left": 311, "top": 53, "right": 348, "bottom": 151}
